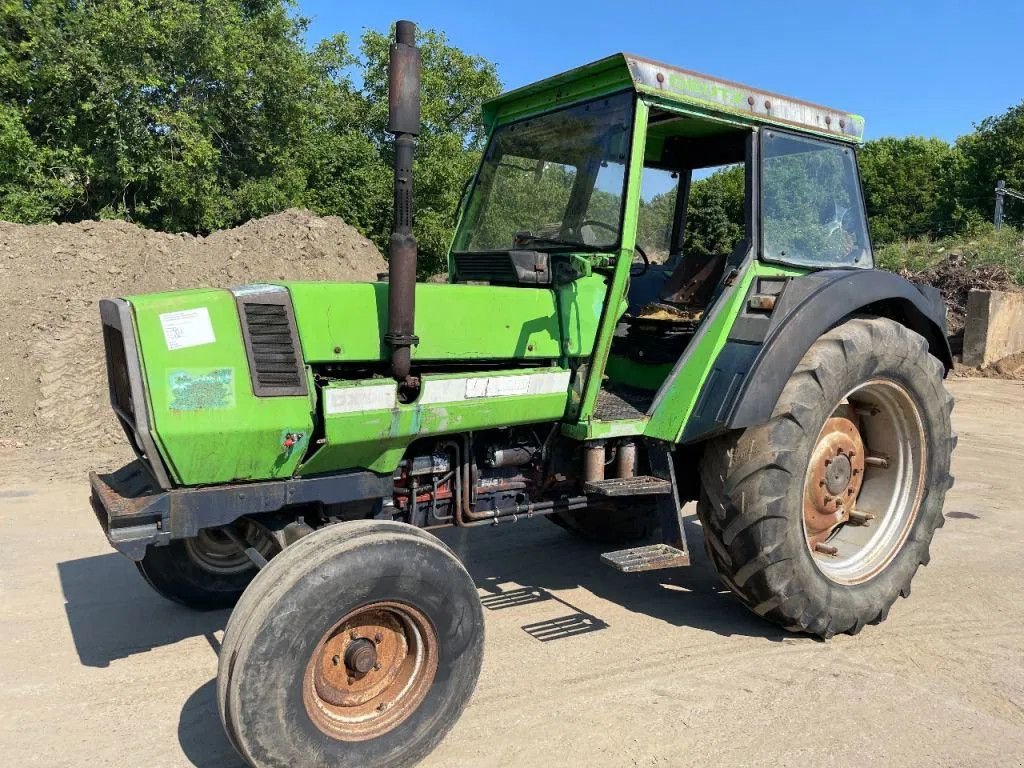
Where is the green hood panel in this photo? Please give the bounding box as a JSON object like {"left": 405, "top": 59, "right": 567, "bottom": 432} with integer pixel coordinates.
{"left": 119, "top": 275, "right": 608, "bottom": 485}
{"left": 126, "top": 288, "right": 314, "bottom": 486}
{"left": 283, "top": 277, "right": 607, "bottom": 362}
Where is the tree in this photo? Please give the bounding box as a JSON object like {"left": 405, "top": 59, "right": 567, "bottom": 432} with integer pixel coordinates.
{"left": 858, "top": 136, "right": 961, "bottom": 242}
{"left": 956, "top": 101, "right": 1024, "bottom": 230}
{"left": 356, "top": 27, "right": 500, "bottom": 274}
{"left": 0, "top": 3, "right": 501, "bottom": 274}
{"left": 684, "top": 166, "right": 745, "bottom": 257}
{"left": 0, "top": 0, "right": 330, "bottom": 230}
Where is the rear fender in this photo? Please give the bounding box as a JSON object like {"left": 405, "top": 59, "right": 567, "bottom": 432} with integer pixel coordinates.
{"left": 682, "top": 269, "right": 951, "bottom": 441}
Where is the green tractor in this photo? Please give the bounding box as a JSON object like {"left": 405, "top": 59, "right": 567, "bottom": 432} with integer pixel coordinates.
{"left": 90, "top": 20, "right": 954, "bottom": 768}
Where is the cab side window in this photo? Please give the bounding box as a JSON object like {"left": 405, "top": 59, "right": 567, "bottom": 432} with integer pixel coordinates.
{"left": 761, "top": 131, "right": 872, "bottom": 268}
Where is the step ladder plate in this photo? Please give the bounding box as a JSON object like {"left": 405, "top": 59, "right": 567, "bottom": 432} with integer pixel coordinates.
{"left": 601, "top": 543, "right": 691, "bottom": 573}
{"left": 584, "top": 476, "right": 672, "bottom": 497}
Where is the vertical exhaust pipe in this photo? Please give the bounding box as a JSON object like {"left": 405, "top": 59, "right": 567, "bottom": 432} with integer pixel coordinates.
{"left": 385, "top": 20, "right": 421, "bottom": 393}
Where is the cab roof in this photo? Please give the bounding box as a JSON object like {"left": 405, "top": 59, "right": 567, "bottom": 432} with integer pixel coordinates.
{"left": 482, "top": 53, "right": 865, "bottom": 144}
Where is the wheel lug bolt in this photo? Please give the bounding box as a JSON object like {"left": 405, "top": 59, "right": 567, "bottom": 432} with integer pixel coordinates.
{"left": 374, "top": 632, "right": 383, "bottom": 644}
{"left": 373, "top": 662, "right": 381, "bottom": 671}
{"left": 377, "top": 702, "right": 388, "bottom": 712}
{"left": 350, "top": 630, "right": 358, "bottom": 640}
{"left": 347, "top": 675, "right": 355, "bottom": 685}
{"left": 332, "top": 655, "right": 340, "bottom": 666}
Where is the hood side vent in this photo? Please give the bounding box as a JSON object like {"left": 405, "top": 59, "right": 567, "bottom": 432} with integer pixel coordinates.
{"left": 236, "top": 290, "right": 308, "bottom": 397}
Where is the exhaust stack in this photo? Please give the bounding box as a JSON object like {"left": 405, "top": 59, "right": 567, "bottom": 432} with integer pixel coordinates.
{"left": 385, "top": 20, "right": 421, "bottom": 391}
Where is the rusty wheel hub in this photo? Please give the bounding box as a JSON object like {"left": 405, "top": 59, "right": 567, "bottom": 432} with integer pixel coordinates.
{"left": 804, "top": 407, "right": 866, "bottom": 548}
{"left": 802, "top": 380, "right": 927, "bottom": 585}
{"left": 303, "top": 602, "right": 438, "bottom": 742}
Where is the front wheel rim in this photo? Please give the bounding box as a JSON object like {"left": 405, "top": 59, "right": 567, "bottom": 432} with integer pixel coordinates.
{"left": 184, "top": 526, "right": 261, "bottom": 575}
{"left": 802, "top": 379, "right": 927, "bottom": 585}
{"left": 303, "top": 601, "right": 439, "bottom": 742}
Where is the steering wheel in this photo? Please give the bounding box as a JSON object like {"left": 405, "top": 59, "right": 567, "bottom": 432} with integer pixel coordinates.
{"left": 579, "top": 219, "right": 650, "bottom": 277}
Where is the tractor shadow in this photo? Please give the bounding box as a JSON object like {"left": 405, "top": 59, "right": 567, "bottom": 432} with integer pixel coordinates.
{"left": 56, "top": 554, "right": 243, "bottom": 767}
{"left": 436, "top": 506, "right": 793, "bottom": 643}
{"left": 57, "top": 552, "right": 229, "bottom": 668}
{"left": 179, "top": 679, "right": 247, "bottom": 768}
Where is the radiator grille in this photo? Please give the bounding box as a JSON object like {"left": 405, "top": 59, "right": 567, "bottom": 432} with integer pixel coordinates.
{"left": 238, "top": 297, "right": 308, "bottom": 397}
{"left": 103, "top": 324, "right": 135, "bottom": 420}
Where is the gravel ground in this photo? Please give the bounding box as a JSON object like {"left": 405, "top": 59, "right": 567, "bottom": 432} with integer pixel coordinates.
{"left": 0, "top": 377, "right": 1022, "bottom": 768}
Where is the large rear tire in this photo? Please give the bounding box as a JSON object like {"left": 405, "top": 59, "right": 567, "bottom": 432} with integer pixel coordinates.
{"left": 698, "top": 318, "right": 954, "bottom": 638}
{"left": 217, "top": 520, "right": 484, "bottom": 768}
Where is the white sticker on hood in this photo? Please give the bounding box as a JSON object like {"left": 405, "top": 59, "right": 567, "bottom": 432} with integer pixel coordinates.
{"left": 160, "top": 307, "right": 216, "bottom": 351}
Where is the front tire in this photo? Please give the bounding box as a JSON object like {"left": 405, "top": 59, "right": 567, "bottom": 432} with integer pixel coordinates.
{"left": 698, "top": 318, "right": 954, "bottom": 638}
{"left": 217, "top": 520, "right": 484, "bottom": 768}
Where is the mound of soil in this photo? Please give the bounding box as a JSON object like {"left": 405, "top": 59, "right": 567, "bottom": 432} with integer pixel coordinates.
{"left": 898, "top": 252, "right": 1018, "bottom": 342}
{"left": 0, "top": 210, "right": 385, "bottom": 473}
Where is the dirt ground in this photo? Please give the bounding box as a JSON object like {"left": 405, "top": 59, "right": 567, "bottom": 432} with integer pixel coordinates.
{"left": 0, "top": 376, "right": 1021, "bottom": 768}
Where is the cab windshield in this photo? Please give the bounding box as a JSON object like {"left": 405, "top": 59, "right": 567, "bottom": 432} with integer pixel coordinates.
{"left": 453, "top": 92, "right": 634, "bottom": 253}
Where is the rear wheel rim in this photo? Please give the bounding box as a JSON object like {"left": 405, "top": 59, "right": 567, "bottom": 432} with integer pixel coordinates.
{"left": 802, "top": 379, "right": 927, "bottom": 585}
{"left": 303, "top": 601, "right": 439, "bottom": 742}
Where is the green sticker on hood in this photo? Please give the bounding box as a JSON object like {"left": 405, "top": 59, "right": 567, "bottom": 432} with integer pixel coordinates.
{"left": 168, "top": 368, "right": 236, "bottom": 411}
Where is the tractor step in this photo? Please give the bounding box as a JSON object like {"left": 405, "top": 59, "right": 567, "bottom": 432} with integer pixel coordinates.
{"left": 584, "top": 476, "right": 672, "bottom": 497}
{"left": 601, "top": 543, "right": 691, "bottom": 573}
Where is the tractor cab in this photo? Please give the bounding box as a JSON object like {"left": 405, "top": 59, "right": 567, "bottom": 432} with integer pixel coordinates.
{"left": 450, "top": 54, "right": 874, "bottom": 440}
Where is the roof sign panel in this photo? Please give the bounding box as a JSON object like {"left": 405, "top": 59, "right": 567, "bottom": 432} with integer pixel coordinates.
{"left": 626, "top": 56, "right": 864, "bottom": 140}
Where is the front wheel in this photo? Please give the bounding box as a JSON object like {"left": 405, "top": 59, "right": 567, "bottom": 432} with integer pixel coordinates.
{"left": 217, "top": 520, "right": 484, "bottom": 768}
{"left": 698, "top": 317, "right": 955, "bottom": 638}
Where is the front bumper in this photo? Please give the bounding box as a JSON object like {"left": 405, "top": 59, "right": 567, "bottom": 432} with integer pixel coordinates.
{"left": 90, "top": 460, "right": 393, "bottom": 561}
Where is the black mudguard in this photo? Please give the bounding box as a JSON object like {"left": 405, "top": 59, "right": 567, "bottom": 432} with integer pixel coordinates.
{"left": 682, "top": 269, "right": 951, "bottom": 442}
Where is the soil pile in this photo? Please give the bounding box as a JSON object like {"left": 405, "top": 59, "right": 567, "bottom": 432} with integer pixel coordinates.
{"left": 899, "top": 252, "right": 1019, "bottom": 340}
{"left": 0, "top": 210, "right": 385, "bottom": 472}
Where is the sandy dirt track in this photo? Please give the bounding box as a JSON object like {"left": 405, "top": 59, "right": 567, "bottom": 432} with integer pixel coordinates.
{"left": 1, "top": 377, "right": 1022, "bottom": 768}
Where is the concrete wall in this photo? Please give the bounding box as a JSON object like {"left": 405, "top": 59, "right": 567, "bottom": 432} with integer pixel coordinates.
{"left": 963, "top": 289, "right": 1024, "bottom": 366}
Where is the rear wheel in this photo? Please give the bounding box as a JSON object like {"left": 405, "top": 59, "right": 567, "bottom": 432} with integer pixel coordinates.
{"left": 217, "top": 520, "right": 484, "bottom": 768}
{"left": 136, "top": 523, "right": 273, "bottom": 610}
{"left": 698, "top": 318, "right": 954, "bottom": 638}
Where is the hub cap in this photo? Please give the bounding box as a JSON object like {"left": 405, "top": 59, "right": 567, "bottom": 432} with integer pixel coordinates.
{"left": 184, "top": 526, "right": 269, "bottom": 575}
{"left": 802, "top": 380, "right": 927, "bottom": 585}
{"left": 303, "top": 602, "right": 438, "bottom": 742}
{"left": 804, "top": 410, "right": 866, "bottom": 548}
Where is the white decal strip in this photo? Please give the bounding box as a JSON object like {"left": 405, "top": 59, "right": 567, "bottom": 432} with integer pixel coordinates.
{"left": 325, "top": 383, "right": 396, "bottom": 414}
{"left": 419, "top": 370, "right": 570, "bottom": 405}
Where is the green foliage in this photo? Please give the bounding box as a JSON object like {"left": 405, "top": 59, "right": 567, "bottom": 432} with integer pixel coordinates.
{"left": 1, "top": 0, "right": 1021, "bottom": 271}
{"left": 858, "top": 137, "right": 962, "bottom": 242}
{"left": 956, "top": 101, "right": 1024, "bottom": 230}
{"left": 684, "top": 166, "right": 745, "bottom": 258}
{"left": 635, "top": 166, "right": 745, "bottom": 261}
{"left": 0, "top": 2, "right": 499, "bottom": 274}
{"left": 875, "top": 224, "right": 1024, "bottom": 285}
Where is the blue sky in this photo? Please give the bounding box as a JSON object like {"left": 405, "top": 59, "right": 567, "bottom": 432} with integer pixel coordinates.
{"left": 299, "top": 0, "right": 1022, "bottom": 144}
